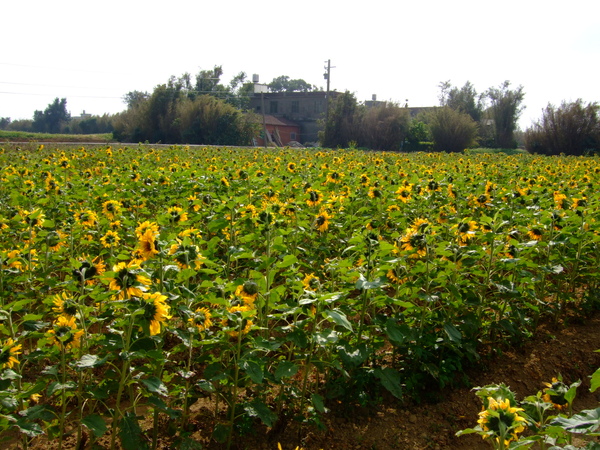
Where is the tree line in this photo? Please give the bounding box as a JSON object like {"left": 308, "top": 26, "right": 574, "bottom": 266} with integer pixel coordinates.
{"left": 1, "top": 68, "right": 598, "bottom": 155}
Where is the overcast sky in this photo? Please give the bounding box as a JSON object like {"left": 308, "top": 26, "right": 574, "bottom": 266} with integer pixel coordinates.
{"left": 2, "top": 0, "right": 599, "bottom": 130}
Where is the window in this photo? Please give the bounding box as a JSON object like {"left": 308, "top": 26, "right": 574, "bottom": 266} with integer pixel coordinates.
{"left": 270, "top": 101, "right": 278, "bottom": 114}
{"left": 314, "top": 100, "right": 322, "bottom": 113}
{"left": 290, "top": 132, "right": 297, "bottom": 140}
{"left": 291, "top": 100, "right": 299, "bottom": 113}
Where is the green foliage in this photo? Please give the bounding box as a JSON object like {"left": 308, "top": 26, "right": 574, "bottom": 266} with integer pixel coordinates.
{"left": 268, "top": 75, "right": 315, "bottom": 93}
{"left": 487, "top": 81, "right": 525, "bottom": 149}
{"left": 439, "top": 80, "right": 484, "bottom": 122}
{"left": 524, "top": 99, "right": 600, "bottom": 156}
{"left": 32, "top": 98, "right": 70, "bottom": 134}
{"left": 113, "top": 70, "right": 259, "bottom": 144}
{"left": 429, "top": 106, "right": 479, "bottom": 152}
{"left": 319, "top": 93, "right": 410, "bottom": 150}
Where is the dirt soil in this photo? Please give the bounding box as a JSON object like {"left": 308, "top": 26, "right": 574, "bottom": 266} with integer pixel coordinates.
{"left": 12, "top": 313, "right": 600, "bottom": 450}
{"left": 234, "top": 314, "right": 600, "bottom": 450}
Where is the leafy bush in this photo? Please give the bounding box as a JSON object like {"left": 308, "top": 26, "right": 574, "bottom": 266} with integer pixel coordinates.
{"left": 525, "top": 99, "right": 600, "bottom": 156}
{"left": 429, "top": 106, "right": 479, "bottom": 152}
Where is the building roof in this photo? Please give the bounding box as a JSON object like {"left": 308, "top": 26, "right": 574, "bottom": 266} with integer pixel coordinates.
{"left": 254, "top": 115, "right": 299, "bottom": 127}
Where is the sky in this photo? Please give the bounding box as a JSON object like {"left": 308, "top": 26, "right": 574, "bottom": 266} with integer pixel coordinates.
{"left": 2, "top": 0, "right": 599, "bottom": 130}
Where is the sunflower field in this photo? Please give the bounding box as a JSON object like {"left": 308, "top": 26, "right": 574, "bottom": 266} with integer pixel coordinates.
{"left": 1, "top": 143, "right": 599, "bottom": 449}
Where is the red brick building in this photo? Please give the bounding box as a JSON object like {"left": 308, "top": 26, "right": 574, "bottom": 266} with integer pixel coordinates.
{"left": 253, "top": 115, "right": 301, "bottom": 146}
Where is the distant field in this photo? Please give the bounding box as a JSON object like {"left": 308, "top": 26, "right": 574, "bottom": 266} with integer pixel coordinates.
{"left": 0, "top": 129, "right": 114, "bottom": 143}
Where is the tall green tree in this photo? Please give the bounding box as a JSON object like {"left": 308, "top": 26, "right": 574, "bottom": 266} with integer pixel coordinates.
{"left": 439, "top": 81, "right": 483, "bottom": 122}
{"left": 486, "top": 81, "right": 525, "bottom": 148}
{"left": 32, "top": 98, "right": 70, "bottom": 133}
{"left": 268, "top": 76, "right": 315, "bottom": 93}
{"left": 524, "top": 99, "right": 600, "bottom": 155}
{"left": 319, "top": 91, "right": 360, "bottom": 148}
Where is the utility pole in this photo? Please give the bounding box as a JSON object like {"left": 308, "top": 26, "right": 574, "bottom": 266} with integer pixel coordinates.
{"left": 323, "top": 59, "right": 335, "bottom": 124}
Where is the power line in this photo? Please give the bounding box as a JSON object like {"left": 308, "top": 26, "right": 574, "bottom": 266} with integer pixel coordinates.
{"left": 0, "top": 81, "right": 123, "bottom": 91}
{"left": 0, "top": 91, "right": 123, "bottom": 99}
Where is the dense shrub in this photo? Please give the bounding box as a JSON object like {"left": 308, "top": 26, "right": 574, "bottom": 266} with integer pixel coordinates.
{"left": 525, "top": 99, "right": 600, "bottom": 155}
{"left": 359, "top": 103, "right": 410, "bottom": 151}
{"left": 429, "top": 107, "right": 479, "bottom": 152}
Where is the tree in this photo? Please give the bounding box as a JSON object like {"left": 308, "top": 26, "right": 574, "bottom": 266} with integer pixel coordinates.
{"left": 32, "top": 98, "right": 70, "bottom": 133}
{"left": 359, "top": 103, "right": 410, "bottom": 151}
{"left": 524, "top": 99, "right": 600, "bottom": 155}
{"left": 439, "top": 81, "right": 484, "bottom": 123}
{"left": 268, "top": 76, "right": 315, "bottom": 93}
{"left": 123, "top": 90, "right": 149, "bottom": 109}
{"left": 319, "top": 91, "right": 360, "bottom": 148}
{"left": 429, "top": 107, "right": 479, "bottom": 152}
{"left": 486, "top": 81, "right": 525, "bottom": 148}
{"left": 0, "top": 117, "right": 10, "bottom": 130}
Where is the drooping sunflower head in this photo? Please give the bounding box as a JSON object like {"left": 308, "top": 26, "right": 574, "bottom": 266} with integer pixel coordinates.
{"left": 166, "top": 206, "right": 188, "bottom": 224}
{"left": 302, "top": 273, "right": 320, "bottom": 291}
{"left": 0, "top": 338, "right": 22, "bottom": 369}
{"left": 221, "top": 306, "right": 254, "bottom": 338}
{"left": 314, "top": 211, "right": 332, "bottom": 233}
{"left": 168, "top": 240, "right": 205, "bottom": 269}
{"left": 306, "top": 189, "right": 322, "bottom": 207}
{"left": 48, "top": 315, "right": 84, "bottom": 349}
{"left": 107, "top": 261, "right": 151, "bottom": 299}
{"left": 135, "top": 221, "right": 159, "bottom": 238}
{"left": 527, "top": 227, "right": 543, "bottom": 241}
{"left": 542, "top": 377, "right": 570, "bottom": 410}
{"left": 234, "top": 281, "right": 259, "bottom": 306}
{"left": 141, "top": 292, "right": 171, "bottom": 336}
{"left": 52, "top": 292, "right": 79, "bottom": 317}
{"left": 100, "top": 230, "right": 121, "bottom": 249}
{"left": 102, "top": 200, "right": 122, "bottom": 220}
{"left": 477, "top": 397, "right": 526, "bottom": 445}
{"left": 189, "top": 307, "right": 213, "bottom": 333}
{"left": 136, "top": 229, "right": 159, "bottom": 261}
{"left": 72, "top": 255, "right": 105, "bottom": 285}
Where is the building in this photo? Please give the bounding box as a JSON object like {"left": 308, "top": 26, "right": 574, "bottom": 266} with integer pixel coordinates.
{"left": 253, "top": 115, "right": 301, "bottom": 147}
{"left": 249, "top": 91, "right": 340, "bottom": 144}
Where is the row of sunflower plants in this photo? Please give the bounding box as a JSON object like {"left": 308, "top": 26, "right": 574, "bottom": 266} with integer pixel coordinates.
{"left": 0, "top": 144, "right": 599, "bottom": 448}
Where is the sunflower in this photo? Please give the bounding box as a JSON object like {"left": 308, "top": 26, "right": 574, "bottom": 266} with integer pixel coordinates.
{"left": 168, "top": 240, "right": 205, "bottom": 269}
{"left": 75, "top": 210, "right": 98, "bottom": 228}
{"left": 399, "top": 229, "right": 427, "bottom": 258}
{"left": 287, "top": 162, "right": 296, "bottom": 173}
{"left": 477, "top": 397, "right": 526, "bottom": 446}
{"left": 46, "top": 230, "right": 67, "bottom": 252}
{"left": 456, "top": 220, "right": 478, "bottom": 246}
{"left": 368, "top": 187, "right": 383, "bottom": 199}
{"left": 326, "top": 171, "right": 342, "bottom": 184}
{"left": 542, "top": 377, "right": 570, "bottom": 411}
{"left": 0, "top": 338, "right": 22, "bottom": 369}
{"left": 314, "top": 210, "right": 332, "bottom": 233}
{"left": 302, "top": 273, "right": 320, "bottom": 291}
{"left": 52, "top": 292, "right": 79, "bottom": 317}
{"left": 220, "top": 177, "right": 230, "bottom": 187}
{"left": 234, "top": 281, "right": 259, "bottom": 306}
{"left": 141, "top": 292, "right": 171, "bottom": 336}
{"left": 553, "top": 191, "right": 568, "bottom": 209}
{"left": 189, "top": 307, "right": 212, "bottom": 332}
{"left": 100, "top": 230, "right": 121, "bottom": 249}
{"left": 102, "top": 200, "right": 122, "bottom": 220}
{"left": 395, "top": 185, "right": 412, "bottom": 203}
{"left": 135, "top": 221, "right": 159, "bottom": 238}
{"left": 306, "top": 189, "right": 323, "bottom": 207}
{"left": 221, "top": 306, "right": 254, "bottom": 338}
{"left": 166, "top": 206, "right": 188, "bottom": 224}
{"left": 572, "top": 197, "right": 587, "bottom": 209}
{"left": 48, "top": 315, "right": 84, "bottom": 349}
{"left": 20, "top": 208, "right": 46, "bottom": 228}
{"left": 107, "top": 261, "right": 151, "bottom": 299}
{"left": 136, "top": 229, "right": 159, "bottom": 261}
{"left": 527, "top": 227, "right": 543, "bottom": 241}
{"left": 72, "top": 255, "right": 106, "bottom": 285}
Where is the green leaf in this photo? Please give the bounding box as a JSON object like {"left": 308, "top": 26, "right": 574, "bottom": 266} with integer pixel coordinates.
{"left": 551, "top": 407, "right": 600, "bottom": 434}
{"left": 274, "top": 361, "right": 299, "bottom": 381}
{"left": 374, "top": 367, "right": 403, "bottom": 399}
{"left": 212, "top": 422, "right": 230, "bottom": 443}
{"left": 244, "top": 400, "right": 277, "bottom": 427}
{"left": 75, "top": 354, "right": 107, "bottom": 369}
{"left": 325, "top": 309, "right": 353, "bottom": 331}
{"left": 240, "top": 359, "right": 263, "bottom": 384}
{"left": 311, "top": 393, "right": 327, "bottom": 413}
{"left": 443, "top": 322, "right": 462, "bottom": 343}
{"left": 141, "top": 376, "right": 168, "bottom": 397}
{"left": 81, "top": 414, "right": 107, "bottom": 438}
{"left": 19, "top": 404, "right": 54, "bottom": 421}
{"left": 15, "top": 418, "right": 44, "bottom": 437}
{"left": 590, "top": 368, "right": 600, "bottom": 393}
{"left": 276, "top": 254, "right": 298, "bottom": 269}
{"left": 196, "top": 379, "right": 216, "bottom": 393}
{"left": 207, "top": 218, "right": 229, "bottom": 232}
{"left": 119, "top": 412, "right": 149, "bottom": 450}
